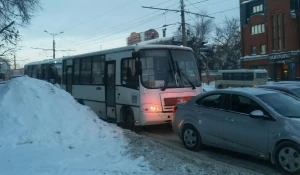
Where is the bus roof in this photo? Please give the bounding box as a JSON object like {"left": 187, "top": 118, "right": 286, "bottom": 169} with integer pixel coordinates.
{"left": 61, "top": 44, "right": 193, "bottom": 61}
{"left": 24, "top": 58, "right": 63, "bottom": 66}
{"left": 217, "top": 69, "right": 267, "bottom": 73}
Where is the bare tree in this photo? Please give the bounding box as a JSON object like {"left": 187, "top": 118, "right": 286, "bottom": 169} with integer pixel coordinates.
{"left": 212, "top": 17, "right": 241, "bottom": 70}
{"left": 0, "top": 0, "right": 41, "bottom": 60}
{"left": 190, "top": 12, "right": 214, "bottom": 70}
{"left": 173, "top": 11, "right": 214, "bottom": 70}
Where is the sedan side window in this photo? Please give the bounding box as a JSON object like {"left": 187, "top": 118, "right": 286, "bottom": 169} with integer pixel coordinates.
{"left": 196, "top": 94, "right": 223, "bottom": 109}
{"left": 231, "top": 95, "right": 267, "bottom": 115}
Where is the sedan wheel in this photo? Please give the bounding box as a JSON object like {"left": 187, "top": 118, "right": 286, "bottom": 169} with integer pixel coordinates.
{"left": 182, "top": 125, "right": 203, "bottom": 151}
{"left": 275, "top": 142, "right": 300, "bottom": 175}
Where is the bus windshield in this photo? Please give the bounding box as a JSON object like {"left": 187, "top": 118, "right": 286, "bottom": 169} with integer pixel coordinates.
{"left": 140, "top": 49, "right": 201, "bottom": 89}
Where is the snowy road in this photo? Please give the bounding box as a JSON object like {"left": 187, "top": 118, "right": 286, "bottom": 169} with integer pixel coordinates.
{"left": 135, "top": 125, "right": 282, "bottom": 175}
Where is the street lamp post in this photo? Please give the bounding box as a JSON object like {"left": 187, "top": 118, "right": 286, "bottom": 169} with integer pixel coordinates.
{"left": 44, "top": 30, "right": 64, "bottom": 59}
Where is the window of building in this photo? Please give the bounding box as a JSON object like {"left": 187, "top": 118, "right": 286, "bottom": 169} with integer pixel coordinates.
{"left": 80, "top": 57, "right": 92, "bottom": 84}
{"left": 291, "top": 0, "right": 300, "bottom": 11}
{"left": 252, "top": 4, "right": 263, "bottom": 13}
{"left": 251, "top": 46, "right": 257, "bottom": 55}
{"left": 251, "top": 24, "right": 265, "bottom": 35}
{"left": 250, "top": 65, "right": 266, "bottom": 70}
{"left": 272, "top": 16, "right": 276, "bottom": 50}
{"left": 277, "top": 15, "right": 282, "bottom": 50}
{"left": 260, "top": 45, "right": 266, "bottom": 54}
{"left": 282, "top": 13, "right": 286, "bottom": 49}
{"left": 121, "top": 58, "right": 139, "bottom": 88}
{"left": 73, "top": 59, "right": 80, "bottom": 84}
{"left": 92, "top": 55, "right": 105, "bottom": 84}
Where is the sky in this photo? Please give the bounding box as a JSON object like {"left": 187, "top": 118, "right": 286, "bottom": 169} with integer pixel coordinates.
{"left": 15, "top": 0, "right": 239, "bottom": 67}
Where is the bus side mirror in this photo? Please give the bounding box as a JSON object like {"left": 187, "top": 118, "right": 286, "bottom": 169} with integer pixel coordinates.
{"left": 135, "top": 60, "right": 142, "bottom": 75}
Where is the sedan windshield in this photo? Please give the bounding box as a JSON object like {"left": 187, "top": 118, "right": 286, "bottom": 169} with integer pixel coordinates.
{"left": 140, "top": 49, "right": 201, "bottom": 89}
{"left": 256, "top": 93, "right": 300, "bottom": 118}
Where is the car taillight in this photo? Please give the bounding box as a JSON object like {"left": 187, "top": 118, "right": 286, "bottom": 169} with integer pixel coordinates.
{"left": 172, "top": 106, "right": 178, "bottom": 114}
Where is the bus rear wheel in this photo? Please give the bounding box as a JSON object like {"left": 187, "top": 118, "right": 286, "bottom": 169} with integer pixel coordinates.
{"left": 123, "top": 108, "right": 135, "bottom": 131}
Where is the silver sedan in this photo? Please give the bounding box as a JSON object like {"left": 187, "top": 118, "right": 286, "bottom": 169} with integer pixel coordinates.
{"left": 172, "top": 88, "right": 300, "bottom": 175}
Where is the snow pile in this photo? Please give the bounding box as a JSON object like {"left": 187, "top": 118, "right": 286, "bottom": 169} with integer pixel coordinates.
{"left": 202, "top": 83, "right": 214, "bottom": 92}
{"left": 0, "top": 76, "right": 154, "bottom": 174}
{"left": 0, "top": 76, "right": 112, "bottom": 146}
{"left": 202, "top": 81, "right": 215, "bottom": 92}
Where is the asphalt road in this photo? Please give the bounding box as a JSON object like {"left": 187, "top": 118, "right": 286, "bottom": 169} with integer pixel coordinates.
{"left": 137, "top": 124, "right": 282, "bottom": 175}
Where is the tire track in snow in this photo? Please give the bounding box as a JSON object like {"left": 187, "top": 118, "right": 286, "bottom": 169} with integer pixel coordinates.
{"left": 136, "top": 127, "right": 281, "bottom": 175}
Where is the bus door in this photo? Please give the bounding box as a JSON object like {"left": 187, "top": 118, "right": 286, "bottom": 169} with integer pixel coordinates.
{"left": 105, "top": 61, "right": 116, "bottom": 120}
{"left": 66, "top": 65, "right": 73, "bottom": 94}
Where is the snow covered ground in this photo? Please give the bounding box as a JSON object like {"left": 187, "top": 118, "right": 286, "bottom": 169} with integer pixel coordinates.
{"left": 0, "top": 77, "right": 153, "bottom": 175}
{"left": 202, "top": 81, "right": 215, "bottom": 92}
{"left": 0, "top": 77, "right": 268, "bottom": 175}
{"left": 125, "top": 131, "right": 268, "bottom": 175}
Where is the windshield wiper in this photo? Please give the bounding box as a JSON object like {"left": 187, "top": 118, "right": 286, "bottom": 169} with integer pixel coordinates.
{"left": 175, "top": 61, "right": 196, "bottom": 89}
{"left": 160, "top": 61, "right": 174, "bottom": 91}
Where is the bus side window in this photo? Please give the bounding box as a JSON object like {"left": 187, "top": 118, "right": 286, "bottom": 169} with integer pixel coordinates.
{"left": 121, "top": 58, "right": 139, "bottom": 88}
{"left": 92, "top": 56, "right": 105, "bottom": 85}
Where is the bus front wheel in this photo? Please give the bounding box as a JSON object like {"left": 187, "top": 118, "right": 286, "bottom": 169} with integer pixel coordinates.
{"left": 123, "top": 107, "right": 135, "bottom": 131}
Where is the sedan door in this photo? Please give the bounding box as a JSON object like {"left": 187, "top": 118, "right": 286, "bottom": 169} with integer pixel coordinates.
{"left": 193, "top": 93, "right": 229, "bottom": 148}
{"left": 223, "top": 94, "right": 270, "bottom": 158}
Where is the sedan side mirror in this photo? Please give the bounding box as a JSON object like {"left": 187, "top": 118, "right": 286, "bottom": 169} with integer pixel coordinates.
{"left": 250, "top": 110, "right": 268, "bottom": 119}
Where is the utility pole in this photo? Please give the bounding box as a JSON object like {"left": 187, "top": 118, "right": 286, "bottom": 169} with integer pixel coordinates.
{"left": 44, "top": 30, "right": 64, "bottom": 59}
{"left": 142, "top": 1, "right": 214, "bottom": 47}
{"left": 180, "top": 0, "right": 187, "bottom": 46}
{"left": 32, "top": 30, "right": 75, "bottom": 58}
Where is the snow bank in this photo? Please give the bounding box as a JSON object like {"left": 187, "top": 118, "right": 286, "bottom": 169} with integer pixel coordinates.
{"left": 0, "top": 76, "right": 114, "bottom": 146}
{"left": 202, "top": 81, "right": 215, "bottom": 92}
{"left": 0, "top": 76, "right": 154, "bottom": 174}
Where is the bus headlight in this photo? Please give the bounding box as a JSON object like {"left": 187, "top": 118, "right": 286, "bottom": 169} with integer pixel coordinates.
{"left": 142, "top": 104, "right": 162, "bottom": 113}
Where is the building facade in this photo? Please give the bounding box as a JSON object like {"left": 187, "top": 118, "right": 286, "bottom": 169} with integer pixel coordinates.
{"left": 240, "top": 0, "right": 300, "bottom": 80}
{"left": 127, "top": 29, "right": 159, "bottom": 46}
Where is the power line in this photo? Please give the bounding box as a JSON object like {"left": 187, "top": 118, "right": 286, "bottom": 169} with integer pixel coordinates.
{"left": 204, "top": 0, "right": 230, "bottom": 7}
{"left": 70, "top": 13, "right": 167, "bottom": 49}
{"left": 62, "top": 0, "right": 139, "bottom": 32}
{"left": 64, "top": 7, "right": 181, "bottom": 48}
{"left": 185, "top": 0, "right": 204, "bottom": 13}
{"left": 60, "top": 2, "right": 180, "bottom": 48}
{"left": 70, "top": 25, "right": 181, "bottom": 54}
{"left": 185, "top": 0, "right": 209, "bottom": 7}
{"left": 150, "top": 0, "right": 175, "bottom": 7}
{"left": 142, "top": 1, "right": 214, "bottom": 46}
{"left": 141, "top": 6, "right": 214, "bottom": 18}
{"left": 70, "top": 13, "right": 165, "bottom": 46}
{"left": 209, "top": 7, "right": 239, "bottom": 15}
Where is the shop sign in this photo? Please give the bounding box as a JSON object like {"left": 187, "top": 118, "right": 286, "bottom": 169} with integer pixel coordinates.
{"left": 268, "top": 52, "right": 292, "bottom": 61}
